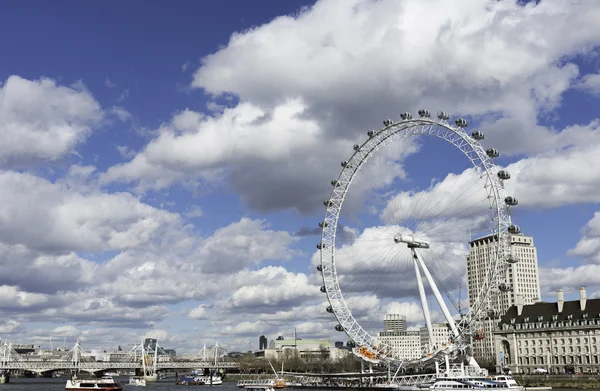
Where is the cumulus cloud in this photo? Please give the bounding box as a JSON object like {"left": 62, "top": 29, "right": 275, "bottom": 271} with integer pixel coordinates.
{"left": 227, "top": 267, "right": 320, "bottom": 310}
{"left": 0, "top": 171, "right": 179, "bottom": 253}
{"left": 101, "top": 0, "right": 600, "bottom": 218}
{"left": 0, "top": 75, "right": 103, "bottom": 166}
{"left": 567, "top": 212, "right": 600, "bottom": 264}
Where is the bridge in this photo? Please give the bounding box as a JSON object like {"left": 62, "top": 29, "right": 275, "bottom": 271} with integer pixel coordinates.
{"left": 0, "top": 340, "right": 238, "bottom": 376}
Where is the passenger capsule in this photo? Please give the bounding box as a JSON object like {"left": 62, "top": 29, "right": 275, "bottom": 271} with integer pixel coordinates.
{"left": 316, "top": 242, "right": 323, "bottom": 250}
{"left": 335, "top": 325, "right": 344, "bottom": 332}
{"left": 506, "top": 255, "right": 519, "bottom": 264}
{"left": 331, "top": 180, "right": 338, "bottom": 186}
{"left": 418, "top": 109, "right": 430, "bottom": 118}
{"left": 437, "top": 111, "right": 450, "bottom": 120}
{"left": 472, "top": 131, "right": 484, "bottom": 140}
{"left": 319, "top": 221, "right": 328, "bottom": 228}
{"left": 353, "top": 144, "right": 360, "bottom": 151}
{"left": 316, "top": 265, "right": 323, "bottom": 272}
{"left": 497, "top": 170, "right": 511, "bottom": 180}
{"left": 320, "top": 286, "right": 327, "bottom": 293}
{"left": 505, "top": 196, "right": 518, "bottom": 206}
{"left": 326, "top": 306, "right": 334, "bottom": 313}
{"left": 487, "top": 308, "right": 498, "bottom": 317}
{"left": 486, "top": 148, "right": 499, "bottom": 158}
{"left": 473, "top": 330, "right": 485, "bottom": 341}
{"left": 383, "top": 119, "right": 393, "bottom": 126}
{"left": 400, "top": 112, "right": 412, "bottom": 120}
{"left": 455, "top": 118, "right": 468, "bottom": 127}
{"left": 324, "top": 200, "right": 333, "bottom": 207}
{"left": 498, "top": 283, "right": 511, "bottom": 292}
{"left": 341, "top": 161, "right": 348, "bottom": 167}
{"left": 508, "top": 224, "right": 521, "bottom": 234}
{"left": 367, "top": 130, "right": 375, "bottom": 138}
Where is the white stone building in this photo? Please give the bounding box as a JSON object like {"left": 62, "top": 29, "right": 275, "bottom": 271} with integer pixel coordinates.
{"left": 494, "top": 287, "right": 600, "bottom": 374}
{"left": 377, "top": 331, "right": 421, "bottom": 360}
{"left": 255, "top": 339, "right": 348, "bottom": 361}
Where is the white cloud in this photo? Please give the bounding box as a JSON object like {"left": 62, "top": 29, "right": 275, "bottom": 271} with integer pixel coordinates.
{"left": 0, "top": 171, "right": 179, "bottom": 253}
{"left": 567, "top": 212, "right": 600, "bottom": 264}
{"left": 103, "top": 0, "right": 600, "bottom": 216}
{"left": 0, "top": 75, "right": 103, "bottom": 166}
{"left": 228, "top": 267, "right": 319, "bottom": 309}
{"left": 577, "top": 72, "right": 600, "bottom": 95}
{"left": 111, "top": 106, "right": 131, "bottom": 122}
{"left": 105, "top": 77, "right": 117, "bottom": 88}
{"left": 117, "top": 89, "right": 129, "bottom": 103}
{"left": 188, "top": 305, "right": 210, "bottom": 320}
{"left": 185, "top": 206, "right": 204, "bottom": 218}
{"left": 0, "top": 320, "right": 24, "bottom": 334}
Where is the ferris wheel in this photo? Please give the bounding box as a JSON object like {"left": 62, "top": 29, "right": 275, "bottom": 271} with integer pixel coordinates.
{"left": 317, "top": 110, "right": 520, "bottom": 366}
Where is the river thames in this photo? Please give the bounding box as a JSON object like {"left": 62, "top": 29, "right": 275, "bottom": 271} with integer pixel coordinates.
{"left": 0, "top": 378, "right": 599, "bottom": 391}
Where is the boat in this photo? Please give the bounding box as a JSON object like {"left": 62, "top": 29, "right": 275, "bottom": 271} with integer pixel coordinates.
{"left": 429, "top": 376, "right": 522, "bottom": 391}
{"left": 177, "top": 374, "right": 223, "bottom": 386}
{"left": 488, "top": 375, "right": 522, "bottom": 389}
{"left": 66, "top": 375, "right": 123, "bottom": 391}
{"left": 238, "top": 379, "right": 287, "bottom": 391}
{"left": 129, "top": 377, "right": 147, "bottom": 387}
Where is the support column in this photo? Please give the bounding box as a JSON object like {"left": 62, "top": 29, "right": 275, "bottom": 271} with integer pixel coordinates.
{"left": 413, "top": 252, "right": 433, "bottom": 351}
{"left": 414, "top": 250, "right": 459, "bottom": 338}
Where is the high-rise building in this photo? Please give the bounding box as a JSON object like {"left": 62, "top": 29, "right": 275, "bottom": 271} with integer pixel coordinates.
{"left": 259, "top": 335, "right": 268, "bottom": 350}
{"left": 467, "top": 232, "right": 541, "bottom": 366}
{"left": 384, "top": 313, "right": 407, "bottom": 332}
{"left": 144, "top": 338, "right": 157, "bottom": 351}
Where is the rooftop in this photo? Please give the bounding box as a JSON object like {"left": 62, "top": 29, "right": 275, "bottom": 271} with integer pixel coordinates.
{"left": 498, "top": 297, "right": 600, "bottom": 326}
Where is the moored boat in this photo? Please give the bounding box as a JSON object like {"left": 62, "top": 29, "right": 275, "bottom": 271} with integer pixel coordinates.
{"left": 66, "top": 375, "right": 123, "bottom": 391}
{"left": 129, "top": 377, "right": 147, "bottom": 387}
{"left": 238, "top": 379, "right": 287, "bottom": 391}
{"left": 430, "top": 376, "right": 521, "bottom": 391}
{"left": 177, "top": 374, "right": 223, "bottom": 386}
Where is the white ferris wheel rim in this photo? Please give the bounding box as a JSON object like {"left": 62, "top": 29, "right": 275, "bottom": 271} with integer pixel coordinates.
{"left": 318, "top": 113, "right": 513, "bottom": 364}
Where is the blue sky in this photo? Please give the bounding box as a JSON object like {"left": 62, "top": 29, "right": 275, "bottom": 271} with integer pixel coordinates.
{"left": 0, "top": 0, "right": 600, "bottom": 354}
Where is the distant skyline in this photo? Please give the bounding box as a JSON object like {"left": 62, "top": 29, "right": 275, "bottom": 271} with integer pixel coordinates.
{"left": 0, "top": 0, "right": 600, "bottom": 354}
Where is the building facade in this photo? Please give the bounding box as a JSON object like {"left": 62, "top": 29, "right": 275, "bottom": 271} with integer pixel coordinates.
{"left": 467, "top": 232, "right": 541, "bottom": 365}
{"left": 255, "top": 339, "right": 348, "bottom": 361}
{"left": 384, "top": 314, "right": 407, "bottom": 332}
{"left": 377, "top": 331, "right": 421, "bottom": 360}
{"left": 419, "top": 322, "right": 452, "bottom": 352}
{"left": 494, "top": 287, "right": 600, "bottom": 374}
{"left": 259, "top": 335, "right": 268, "bottom": 350}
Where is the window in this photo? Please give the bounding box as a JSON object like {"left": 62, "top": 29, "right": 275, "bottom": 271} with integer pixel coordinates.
{"left": 552, "top": 315, "right": 558, "bottom": 321}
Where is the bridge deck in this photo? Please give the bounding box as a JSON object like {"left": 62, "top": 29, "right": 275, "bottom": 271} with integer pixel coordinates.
{"left": 0, "top": 361, "right": 238, "bottom": 372}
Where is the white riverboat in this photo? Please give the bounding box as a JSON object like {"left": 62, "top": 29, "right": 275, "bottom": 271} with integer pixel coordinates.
{"left": 237, "top": 379, "right": 287, "bottom": 391}
{"left": 65, "top": 375, "right": 123, "bottom": 391}
{"left": 128, "top": 377, "right": 147, "bottom": 387}
{"left": 430, "top": 376, "right": 522, "bottom": 391}
{"left": 488, "top": 375, "right": 521, "bottom": 389}
{"left": 178, "top": 374, "right": 223, "bottom": 385}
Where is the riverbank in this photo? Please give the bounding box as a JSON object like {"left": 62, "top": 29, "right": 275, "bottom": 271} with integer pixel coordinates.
{"left": 515, "top": 375, "right": 600, "bottom": 389}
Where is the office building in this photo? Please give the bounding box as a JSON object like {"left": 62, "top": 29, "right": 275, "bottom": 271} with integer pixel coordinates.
{"left": 467, "top": 232, "right": 541, "bottom": 366}
{"left": 259, "top": 335, "right": 268, "bottom": 350}
{"left": 384, "top": 313, "right": 407, "bottom": 332}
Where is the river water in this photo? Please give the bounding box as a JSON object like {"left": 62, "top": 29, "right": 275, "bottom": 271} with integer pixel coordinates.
{"left": 0, "top": 377, "right": 239, "bottom": 391}
{"left": 1, "top": 378, "right": 599, "bottom": 391}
